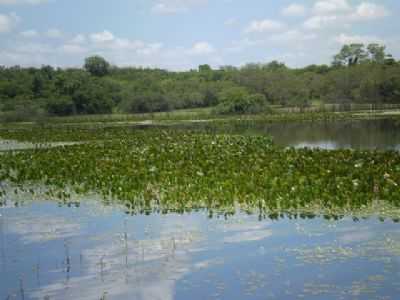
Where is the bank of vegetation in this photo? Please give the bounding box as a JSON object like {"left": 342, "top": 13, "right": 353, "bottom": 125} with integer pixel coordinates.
{"left": 1, "top": 43, "right": 399, "bottom": 122}
{"left": 0, "top": 128, "right": 399, "bottom": 220}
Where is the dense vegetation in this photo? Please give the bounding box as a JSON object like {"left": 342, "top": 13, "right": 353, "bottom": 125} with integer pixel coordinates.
{"left": 1, "top": 127, "right": 399, "bottom": 220}
{"left": 0, "top": 43, "right": 399, "bottom": 121}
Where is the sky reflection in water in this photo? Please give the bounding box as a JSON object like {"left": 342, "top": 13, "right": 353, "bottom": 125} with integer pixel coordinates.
{"left": 164, "top": 118, "right": 400, "bottom": 150}
{"left": 1, "top": 200, "right": 400, "bottom": 300}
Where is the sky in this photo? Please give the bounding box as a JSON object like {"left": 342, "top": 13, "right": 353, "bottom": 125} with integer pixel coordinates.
{"left": 0, "top": 0, "right": 399, "bottom": 70}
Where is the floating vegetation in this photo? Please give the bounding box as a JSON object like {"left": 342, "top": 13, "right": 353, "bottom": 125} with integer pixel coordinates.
{"left": 287, "top": 232, "right": 400, "bottom": 267}
{"left": 301, "top": 277, "right": 387, "bottom": 299}
{"left": 288, "top": 245, "right": 357, "bottom": 265}
{"left": 1, "top": 127, "right": 400, "bottom": 219}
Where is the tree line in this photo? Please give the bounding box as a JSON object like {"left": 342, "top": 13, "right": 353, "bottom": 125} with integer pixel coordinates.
{"left": 0, "top": 43, "right": 399, "bottom": 120}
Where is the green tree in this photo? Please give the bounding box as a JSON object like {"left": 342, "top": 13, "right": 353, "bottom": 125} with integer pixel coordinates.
{"left": 46, "top": 96, "right": 75, "bottom": 116}
{"left": 84, "top": 55, "right": 111, "bottom": 77}
{"left": 199, "top": 64, "right": 212, "bottom": 73}
{"left": 121, "top": 91, "right": 170, "bottom": 113}
{"left": 333, "top": 44, "right": 368, "bottom": 67}
{"left": 32, "top": 74, "right": 44, "bottom": 98}
{"left": 367, "top": 43, "right": 386, "bottom": 64}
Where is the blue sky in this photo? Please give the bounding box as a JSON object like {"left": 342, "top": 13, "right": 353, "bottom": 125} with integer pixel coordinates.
{"left": 0, "top": 0, "right": 399, "bottom": 69}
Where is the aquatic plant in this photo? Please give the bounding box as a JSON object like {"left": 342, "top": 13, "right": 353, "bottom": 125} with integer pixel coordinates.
{"left": 0, "top": 128, "right": 399, "bottom": 219}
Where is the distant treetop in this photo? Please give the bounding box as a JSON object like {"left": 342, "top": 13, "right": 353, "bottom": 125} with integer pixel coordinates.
{"left": 333, "top": 43, "right": 393, "bottom": 67}
{"left": 84, "top": 55, "right": 110, "bottom": 77}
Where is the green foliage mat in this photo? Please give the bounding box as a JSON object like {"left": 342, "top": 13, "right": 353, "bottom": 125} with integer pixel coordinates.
{"left": 1, "top": 128, "right": 400, "bottom": 219}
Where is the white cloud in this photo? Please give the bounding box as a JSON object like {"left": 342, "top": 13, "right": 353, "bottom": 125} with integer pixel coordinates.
{"left": 0, "top": 12, "right": 19, "bottom": 33}
{"left": 114, "top": 38, "right": 145, "bottom": 50}
{"left": 60, "top": 44, "right": 88, "bottom": 54}
{"left": 218, "top": 220, "right": 272, "bottom": 243}
{"left": 137, "top": 43, "right": 163, "bottom": 55}
{"left": 152, "top": 2, "right": 183, "bottom": 14}
{"left": 303, "top": 15, "right": 338, "bottom": 30}
{"left": 15, "top": 42, "right": 54, "bottom": 54}
{"left": 188, "top": 41, "right": 215, "bottom": 55}
{"left": 313, "top": 0, "right": 351, "bottom": 15}
{"left": 90, "top": 30, "right": 115, "bottom": 43}
{"left": 305, "top": 1, "right": 389, "bottom": 30}
{"left": 151, "top": 0, "right": 208, "bottom": 15}
{"left": 45, "top": 28, "right": 62, "bottom": 38}
{"left": 245, "top": 19, "right": 285, "bottom": 33}
{"left": 0, "top": 27, "right": 169, "bottom": 67}
{"left": 282, "top": 3, "right": 306, "bottom": 17}
{"left": 17, "top": 211, "right": 204, "bottom": 300}
{"left": 224, "top": 229, "right": 272, "bottom": 243}
{"left": 0, "top": 0, "right": 48, "bottom": 4}
{"left": 226, "top": 38, "right": 265, "bottom": 53}
{"left": 335, "top": 33, "right": 384, "bottom": 45}
{"left": 269, "top": 30, "right": 317, "bottom": 43}
{"left": 70, "top": 34, "right": 86, "bottom": 44}
{"left": 6, "top": 213, "right": 80, "bottom": 244}
{"left": 350, "top": 2, "right": 389, "bottom": 20}
{"left": 20, "top": 29, "right": 38, "bottom": 38}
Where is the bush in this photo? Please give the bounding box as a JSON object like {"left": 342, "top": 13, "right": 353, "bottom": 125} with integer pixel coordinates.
{"left": 0, "top": 105, "right": 45, "bottom": 123}
{"left": 214, "top": 88, "right": 269, "bottom": 114}
{"left": 46, "top": 96, "right": 75, "bottom": 116}
{"left": 119, "top": 92, "right": 170, "bottom": 113}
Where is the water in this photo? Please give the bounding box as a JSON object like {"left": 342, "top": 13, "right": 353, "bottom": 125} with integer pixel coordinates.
{"left": 1, "top": 118, "right": 400, "bottom": 299}
{"left": 1, "top": 200, "right": 400, "bottom": 300}
{"left": 0, "top": 140, "right": 81, "bottom": 152}
{"left": 163, "top": 118, "right": 400, "bottom": 150}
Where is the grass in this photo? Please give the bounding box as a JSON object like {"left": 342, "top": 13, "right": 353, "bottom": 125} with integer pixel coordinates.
{"left": 40, "top": 107, "right": 216, "bottom": 124}
{"left": 3, "top": 104, "right": 400, "bottom": 128}
{"left": 1, "top": 126, "right": 400, "bottom": 220}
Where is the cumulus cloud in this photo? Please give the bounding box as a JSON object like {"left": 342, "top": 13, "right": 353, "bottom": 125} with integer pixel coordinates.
{"left": 304, "top": 1, "right": 389, "bottom": 30}
{"left": 1, "top": 27, "right": 169, "bottom": 68}
{"left": 136, "top": 42, "right": 163, "bottom": 55}
{"left": 60, "top": 44, "right": 88, "bottom": 55}
{"left": 303, "top": 15, "right": 338, "bottom": 30}
{"left": 151, "top": 0, "right": 208, "bottom": 15}
{"left": 0, "top": 12, "right": 19, "bottom": 33}
{"left": 350, "top": 2, "right": 389, "bottom": 20}
{"left": 45, "top": 28, "right": 62, "bottom": 38}
{"left": 90, "top": 30, "right": 115, "bottom": 43}
{"left": 226, "top": 37, "right": 265, "bottom": 53}
{"left": 282, "top": 3, "right": 306, "bottom": 17}
{"left": 20, "top": 29, "right": 38, "bottom": 38}
{"left": 269, "top": 30, "right": 317, "bottom": 43}
{"left": 245, "top": 19, "right": 285, "bottom": 33}
{"left": 312, "top": 0, "right": 351, "bottom": 15}
{"left": 70, "top": 33, "right": 86, "bottom": 44}
{"left": 188, "top": 41, "right": 215, "bottom": 55}
{"left": 0, "top": 0, "right": 48, "bottom": 4}
{"left": 334, "top": 33, "right": 384, "bottom": 45}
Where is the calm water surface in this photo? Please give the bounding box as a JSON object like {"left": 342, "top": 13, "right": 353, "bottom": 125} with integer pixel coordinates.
{"left": 1, "top": 200, "right": 400, "bottom": 300}
{"left": 164, "top": 118, "right": 400, "bottom": 150}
